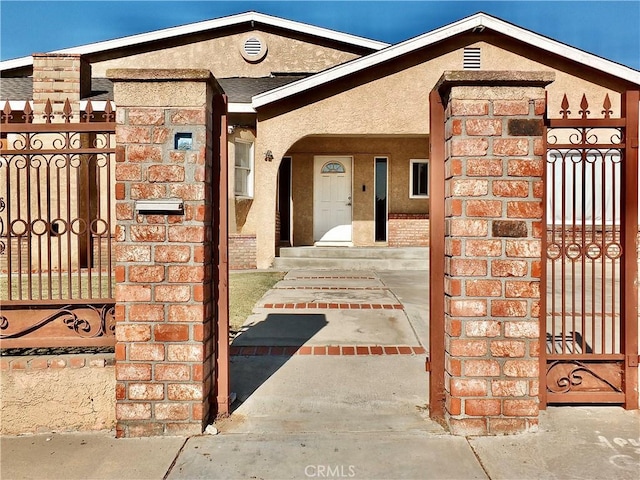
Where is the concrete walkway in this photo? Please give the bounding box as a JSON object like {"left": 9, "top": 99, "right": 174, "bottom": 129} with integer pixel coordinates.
{"left": 220, "top": 270, "right": 431, "bottom": 436}
{"left": 2, "top": 269, "right": 640, "bottom": 479}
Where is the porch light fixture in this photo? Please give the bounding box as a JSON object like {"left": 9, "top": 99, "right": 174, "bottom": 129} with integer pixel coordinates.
{"left": 264, "top": 150, "right": 274, "bottom": 162}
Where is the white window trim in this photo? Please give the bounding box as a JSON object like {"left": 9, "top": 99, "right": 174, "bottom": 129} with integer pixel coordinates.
{"left": 409, "top": 159, "right": 429, "bottom": 198}
{"left": 234, "top": 139, "right": 254, "bottom": 198}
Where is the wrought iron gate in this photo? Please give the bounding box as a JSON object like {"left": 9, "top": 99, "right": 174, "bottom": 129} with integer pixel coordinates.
{"left": 542, "top": 91, "right": 639, "bottom": 407}
{"left": 0, "top": 99, "right": 116, "bottom": 349}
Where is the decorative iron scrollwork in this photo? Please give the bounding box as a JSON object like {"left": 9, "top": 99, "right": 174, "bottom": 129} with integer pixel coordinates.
{"left": 0, "top": 196, "right": 5, "bottom": 255}
{"left": 547, "top": 360, "right": 622, "bottom": 394}
{"left": 0, "top": 304, "right": 115, "bottom": 340}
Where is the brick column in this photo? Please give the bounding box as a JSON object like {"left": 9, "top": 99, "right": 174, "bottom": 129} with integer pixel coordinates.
{"left": 436, "top": 71, "right": 554, "bottom": 435}
{"left": 108, "top": 69, "right": 221, "bottom": 437}
{"left": 32, "top": 53, "right": 91, "bottom": 121}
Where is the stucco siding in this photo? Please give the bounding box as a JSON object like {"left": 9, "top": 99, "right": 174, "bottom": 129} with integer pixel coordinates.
{"left": 91, "top": 30, "right": 362, "bottom": 78}
{"left": 250, "top": 32, "right": 636, "bottom": 267}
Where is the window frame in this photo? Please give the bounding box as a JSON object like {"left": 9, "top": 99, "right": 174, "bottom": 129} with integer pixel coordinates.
{"left": 234, "top": 139, "right": 254, "bottom": 198}
{"left": 409, "top": 159, "right": 429, "bottom": 199}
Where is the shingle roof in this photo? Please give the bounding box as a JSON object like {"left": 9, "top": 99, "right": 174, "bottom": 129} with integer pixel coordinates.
{"left": 1, "top": 77, "right": 33, "bottom": 101}
{"left": 0, "top": 77, "right": 114, "bottom": 101}
{"left": 0, "top": 76, "right": 307, "bottom": 104}
{"left": 218, "top": 76, "right": 309, "bottom": 103}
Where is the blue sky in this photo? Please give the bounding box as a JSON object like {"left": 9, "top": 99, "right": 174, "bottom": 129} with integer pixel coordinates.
{"left": 1, "top": 0, "right": 639, "bottom": 69}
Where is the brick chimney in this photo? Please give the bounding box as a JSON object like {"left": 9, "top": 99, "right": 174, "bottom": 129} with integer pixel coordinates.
{"left": 32, "top": 53, "right": 91, "bottom": 122}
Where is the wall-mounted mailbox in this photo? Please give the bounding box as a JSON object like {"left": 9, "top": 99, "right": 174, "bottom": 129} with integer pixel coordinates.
{"left": 135, "top": 199, "right": 184, "bottom": 214}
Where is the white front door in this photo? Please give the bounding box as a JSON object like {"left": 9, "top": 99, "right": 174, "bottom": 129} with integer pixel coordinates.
{"left": 313, "top": 156, "right": 352, "bottom": 243}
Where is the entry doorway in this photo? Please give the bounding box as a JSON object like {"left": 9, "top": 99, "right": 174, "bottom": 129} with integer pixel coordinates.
{"left": 313, "top": 156, "right": 353, "bottom": 244}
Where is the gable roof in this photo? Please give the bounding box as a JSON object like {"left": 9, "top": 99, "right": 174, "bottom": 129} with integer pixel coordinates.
{"left": 0, "top": 11, "right": 388, "bottom": 72}
{"left": 252, "top": 12, "right": 640, "bottom": 108}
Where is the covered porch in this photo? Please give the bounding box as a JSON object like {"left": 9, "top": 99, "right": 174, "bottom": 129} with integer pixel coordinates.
{"left": 276, "top": 135, "right": 430, "bottom": 251}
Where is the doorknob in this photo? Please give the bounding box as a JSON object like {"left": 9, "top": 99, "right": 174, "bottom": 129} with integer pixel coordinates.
{"left": 347, "top": 195, "right": 352, "bottom": 206}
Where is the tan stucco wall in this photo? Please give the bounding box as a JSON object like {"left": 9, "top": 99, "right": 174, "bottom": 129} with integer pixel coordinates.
{"left": 0, "top": 364, "right": 116, "bottom": 435}
{"left": 287, "top": 136, "right": 428, "bottom": 246}
{"left": 91, "top": 29, "right": 362, "bottom": 78}
{"left": 248, "top": 32, "right": 636, "bottom": 267}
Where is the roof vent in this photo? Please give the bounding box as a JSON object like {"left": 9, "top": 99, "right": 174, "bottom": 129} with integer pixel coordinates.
{"left": 240, "top": 34, "right": 268, "bottom": 63}
{"left": 244, "top": 38, "right": 262, "bottom": 56}
{"left": 463, "top": 47, "right": 481, "bottom": 70}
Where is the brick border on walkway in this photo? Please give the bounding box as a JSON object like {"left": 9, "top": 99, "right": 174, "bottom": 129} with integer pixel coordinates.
{"left": 291, "top": 276, "right": 378, "bottom": 280}
{"left": 275, "top": 286, "right": 387, "bottom": 290}
{"left": 262, "top": 303, "right": 404, "bottom": 309}
{"left": 230, "top": 345, "right": 426, "bottom": 356}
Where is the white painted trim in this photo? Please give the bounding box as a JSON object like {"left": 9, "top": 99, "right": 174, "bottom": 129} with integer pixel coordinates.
{"left": 0, "top": 57, "right": 33, "bottom": 71}
{"left": 228, "top": 103, "right": 256, "bottom": 114}
{"left": 0, "top": 11, "right": 388, "bottom": 71}
{"left": 80, "top": 100, "right": 116, "bottom": 111}
{"left": 252, "top": 12, "right": 640, "bottom": 108}
{"left": 3, "top": 100, "right": 31, "bottom": 110}
{"left": 313, "top": 241, "right": 354, "bottom": 247}
{"left": 0, "top": 100, "right": 116, "bottom": 111}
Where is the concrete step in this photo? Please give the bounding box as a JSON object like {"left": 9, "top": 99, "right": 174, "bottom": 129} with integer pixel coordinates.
{"left": 273, "top": 247, "right": 428, "bottom": 270}
{"left": 278, "top": 246, "right": 428, "bottom": 259}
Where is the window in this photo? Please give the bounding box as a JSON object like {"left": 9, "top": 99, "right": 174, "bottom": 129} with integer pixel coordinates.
{"left": 321, "top": 161, "right": 346, "bottom": 173}
{"left": 410, "top": 160, "right": 429, "bottom": 198}
{"left": 374, "top": 157, "right": 388, "bottom": 242}
{"left": 234, "top": 140, "right": 254, "bottom": 197}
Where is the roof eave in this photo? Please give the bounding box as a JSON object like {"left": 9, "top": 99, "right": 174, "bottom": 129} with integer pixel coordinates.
{"left": 0, "top": 11, "right": 388, "bottom": 72}
{"left": 252, "top": 13, "right": 640, "bottom": 109}
{"left": 229, "top": 102, "right": 256, "bottom": 113}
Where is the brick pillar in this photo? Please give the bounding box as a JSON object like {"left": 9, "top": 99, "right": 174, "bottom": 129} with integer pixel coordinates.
{"left": 108, "top": 69, "right": 221, "bottom": 437}
{"left": 436, "top": 71, "right": 554, "bottom": 435}
{"left": 32, "top": 53, "right": 90, "bottom": 121}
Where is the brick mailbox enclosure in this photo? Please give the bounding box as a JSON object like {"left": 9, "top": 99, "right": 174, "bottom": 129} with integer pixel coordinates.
{"left": 109, "top": 69, "right": 224, "bottom": 437}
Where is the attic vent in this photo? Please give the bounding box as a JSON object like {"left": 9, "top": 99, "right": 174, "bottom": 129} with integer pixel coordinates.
{"left": 240, "top": 34, "right": 268, "bottom": 63}
{"left": 463, "top": 47, "right": 481, "bottom": 70}
{"left": 244, "top": 38, "right": 262, "bottom": 56}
